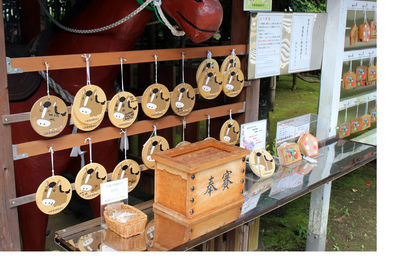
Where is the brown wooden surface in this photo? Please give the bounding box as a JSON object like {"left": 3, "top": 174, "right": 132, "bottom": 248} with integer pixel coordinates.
{"left": 9, "top": 45, "right": 247, "bottom": 73}
{"left": 0, "top": 0, "right": 21, "bottom": 250}
{"left": 14, "top": 102, "right": 245, "bottom": 159}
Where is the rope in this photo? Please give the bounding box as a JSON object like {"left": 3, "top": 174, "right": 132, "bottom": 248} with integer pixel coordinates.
{"left": 38, "top": 70, "right": 75, "bottom": 104}
{"left": 37, "top": 0, "right": 155, "bottom": 34}
{"left": 153, "top": 0, "right": 185, "bottom": 37}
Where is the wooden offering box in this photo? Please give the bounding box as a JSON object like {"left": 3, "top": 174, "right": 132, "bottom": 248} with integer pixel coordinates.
{"left": 152, "top": 138, "right": 249, "bottom": 239}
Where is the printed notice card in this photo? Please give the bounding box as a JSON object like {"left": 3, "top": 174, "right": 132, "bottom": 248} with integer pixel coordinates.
{"left": 289, "top": 14, "right": 315, "bottom": 73}
{"left": 254, "top": 13, "right": 284, "bottom": 78}
{"left": 240, "top": 119, "right": 267, "bottom": 151}
{"left": 100, "top": 178, "right": 128, "bottom": 205}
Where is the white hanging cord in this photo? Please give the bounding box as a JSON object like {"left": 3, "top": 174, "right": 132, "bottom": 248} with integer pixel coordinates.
{"left": 153, "top": 0, "right": 185, "bottom": 37}
{"left": 207, "top": 51, "right": 212, "bottom": 59}
{"left": 120, "top": 129, "right": 128, "bottom": 160}
{"left": 231, "top": 49, "right": 236, "bottom": 56}
{"left": 207, "top": 114, "right": 211, "bottom": 138}
{"left": 181, "top": 52, "right": 185, "bottom": 84}
{"left": 84, "top": 137, "right": 93, "bottom": 163}
{"left": 354, "top": 10, "right": 357, "bottom": 24}
{"left": 229, "top": 109, "right": 233, "bottom": 121}
{"left": 344, "top": 104, "right": 348, "bottom": 122}
{"left": 356, "top": 101, "right": 359, "bottom": 118}
{"left": 154, "top": 54, "right": 158, "bottom": 84}
{"left": 360, "top": 58, "right": 363, "bottom": 66}
{"left": 44, "top": 62, "right": 50, "bottom": 96}
{"left": 349, "top": 60, "right": 353, "bottom": 73}
{"left": 182, "top": 118, "right": 186, "bottom": 142}
{"left": 120, "top": 57, "right": 127, "bottom": 92}
{"left": 365, "top": 97, "right": 369, "bottom": 115}
{"left": 363, "top": 8, "right": 367, "bottom": 23}
{"left": 49, "top": 146, "right": 55, "bottom": 177}
{"left": 82, "top": 54, "right": 91, "bottom": 86}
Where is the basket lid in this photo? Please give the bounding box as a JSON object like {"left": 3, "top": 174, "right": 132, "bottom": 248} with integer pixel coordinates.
{"left": 152, "top": 138, "right": 249, "bottom": 174}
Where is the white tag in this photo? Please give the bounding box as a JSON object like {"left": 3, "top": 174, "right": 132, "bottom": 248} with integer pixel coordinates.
{"left": 240, "top": 119, "right": 267, "bottom": 151}
{"left": 100, "top": 178, "right": 128, "bottom": 205}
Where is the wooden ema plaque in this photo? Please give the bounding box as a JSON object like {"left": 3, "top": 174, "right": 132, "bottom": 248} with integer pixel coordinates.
{"left": 219, "top": 119, "right": 240, "bottom": 145}
{"left": 356, "top": 66, "right": 368, "bottom": 87}
{"left": 197, "top": 69, "right": 223, "bottom": 100}
{"left": 297, "top": 133, "right": 319, "bottom": 158}
{"left": 360, "top": 114, "right": 372, "bottom": 131}
{"left": 359, "top": 22, "right": 371, "bottom": 43}
{"left": 142, "top": 136, "right": 170, "bottom": 170}
{"left": 30, "top": 95, "right": 68, "bottom": 137}
{"left": 350, "top": 24, "right": 358, "bottom": 46}
{"left": 249, "top": 149, "right": 275, "bottom": 179}
{"left": 141, "top": 83, "right": 170, "bottom": 119}
{"left": 367, "top": 65, "right": 377, "bottom": 83}
{"left": 151, "top": 139, "right": 249, "bottom": 241}
{"left": 108, "top": 92, "right": 138, "bottom": 128}
{"left": 220, "top": 54, "right": 241, "bottom": 75}
{"left": 170, "top": 83, "right": 196, "bottom": 117}
{"left": 339, "top": 122, "right": 351, "bottom": 139}
{"left": 222, "top": 67, "right": 245, "bottom": 98}
{"left": 196, "top": 58, "right": 219, "bottom": 84}
{"left": 343, "top": 72, "right": 357, "bottom": 90}
{"left": 111, "top": 159, "right": 141, "bottom": 193}
{"left": 75, "top": 163, "right": 107, "bottom": 200}
{"left": 350, "top": 117, "right": 363, "bottom": 134}
{"left": 277, "top": 142, "right": 302, "bottom": 166}
{"left": 370, "top": 20, "right": 377, "bottom": 39}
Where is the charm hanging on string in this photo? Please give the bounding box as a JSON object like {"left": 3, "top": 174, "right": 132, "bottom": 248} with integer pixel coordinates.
{"left": 175, "top": 118, "right": 191, "bottom": 147}
{"left": 219, "top": 109, "right": 240, "bottom": 145}
{"left": 196, "top": 50, "right": 219, "bottom": 85}
{"left": 249, "top": 149, "right": 275, "bottom": 179}
{"left": 142, "top": 125, "right": 170, "bottom": 169}
{"left": 30, "top": 61, "right": 69, "bottom": 137}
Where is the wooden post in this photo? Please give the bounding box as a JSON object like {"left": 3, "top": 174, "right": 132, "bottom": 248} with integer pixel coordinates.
{"left": 0, "top": 1, "right": 21, "bottom": 251}
{"left": 306, "top": 0, "right": 347, "bottom": 251}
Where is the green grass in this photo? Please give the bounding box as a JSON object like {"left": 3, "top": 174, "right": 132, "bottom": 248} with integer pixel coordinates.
{"left": 259, "top": 74, "right": 376, "bottom": 251}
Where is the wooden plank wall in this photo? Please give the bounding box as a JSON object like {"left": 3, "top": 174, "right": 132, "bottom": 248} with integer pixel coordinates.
{"left": 0, "top": 0, "right": 21, "bottom": 250}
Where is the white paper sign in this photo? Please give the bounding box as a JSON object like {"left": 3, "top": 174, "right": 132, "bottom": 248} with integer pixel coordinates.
{"left": 289, "top": 14, "right": 314, "bottom": 73}
{"left": 100, "top": 178, "right": 128, "bottom": 205}
{"left": 254, "top": 13, "right": 284, "bottom": 78}
{"left": 240, "top": 119, "right": 267, "bottom": 151}
{"left": 276, "top": 114, "right": 311, "bottom": 144}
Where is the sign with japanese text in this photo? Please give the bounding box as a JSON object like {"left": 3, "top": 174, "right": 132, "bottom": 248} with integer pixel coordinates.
{"left": 100, "top": 178, "right": 128, "bottom": 205}
{"left": 240, "top": 119, "right": 267, "bottom": 151}
{"left": 243, "top": 0, "right": 272, "bottom": 11}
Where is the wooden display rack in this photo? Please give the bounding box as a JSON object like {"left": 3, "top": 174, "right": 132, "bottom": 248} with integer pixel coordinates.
{"left": 0, "top": 1, "right": 260, "bottom": 251}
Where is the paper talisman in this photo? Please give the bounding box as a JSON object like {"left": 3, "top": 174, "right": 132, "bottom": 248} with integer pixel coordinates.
{"left": 249, "top": 149, "right": 275, "bottom": 179}
{"left": 339, "top": 122, "right": 351, "bottom": 139}
{"left": 356, "top": 66, "right": 368, "bottom": 87}
{"left": 222, "top": 67, "right": 245, "bottom": 98}
{"left": 35, "top": 175, "right": 72, "bottom": 215}
{"left": 359, "top": 22, "right": 371, "bottom": 43}
{"left": 360, "top": 114, "right": 371, "bottom": 131}
{"left": 370, "top": 20, "right": 377, "bottom": 39}
{"left": 108, "top": 91, "right": 138, "bottom": 128}
{"left": 298, "top": 133, "right": 319, "bottom": 157}
{"left": 141, "top": 83, "right": 170, "bottom": 119}
{"left": 170, "top": 83, "right": 196, "bottom": 117}
{"left": 197, "top": 68, "right": 223, "bottom": 100}
{"left": 75, "top": 163, "right": 107, "bottom": 200}
{"left": 196, "top": 58, "right": 219, "bottom": 84}
{"left": 219, "top": 119, "right": 240, "bottom": 145}
{"left": 350, "top": 24, "right": 358, "bottom": 46}
{"left": 343, "top": 72, "right": 357, "bottom": 90}
{"left": 111, "top": 159, "right": 141, "bottom": 193}
{"left": 220, "top": 54, "right": 241, "bottom": 75}
{"left": 142, "top": 136, "right": 170, "bottom": 169}
{"left": 30, "top": 95, "right": 68, "bottom": 137}
{"left": 277, "top": 142, "right": 302, "bottom": 166}
{"left": 72, "top": 84, "right": 107, "bottom": 127}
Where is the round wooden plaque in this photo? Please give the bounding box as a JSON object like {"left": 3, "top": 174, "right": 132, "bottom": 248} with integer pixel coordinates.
{"left": 142, "top": 136, "right": 170, "bottom": 169}
{"left": 30, "top": 95, "right": 68, "bottom": 137}
{"left": 197, "top": 69, "right": 223, "bottom": 100}
{"left": 220, "top": 55, "right": 241, "bottom": 75}
{"left": 108, "top": 92, "right": 138, "bottom": 128}
{"left": 175, "top": 140, "right": 191, "bottom": 148}
{"left": 219, "top": 119, "right": 240, "bottom": 145}
{"left": 249, "top": 149, "right": 275, "bottom": 179}
{"left": 170, "top": 83, "right": 196, "bottom": 117}
{"left": 72, "top": 85, "right": 107, "bottom": 125}
{"left": 111, "top": 159, "right": 141, "bottom": 193}
{"left": 71, "top": 105, "right": 104, "bottom": 132}
{"left": 141, "top": 83, "right": 170, "bottom": 119}
{"left": 222, "top": 67, "right": 245, "bottom": 98}
{"left": 196, "top": 58, "right": 219, "bottom": 84}
{"left": 35, "top": 175, "right": 72, "bottom": 215}
{"left": 75, "top": 163, "right": 107, "bottom": 200}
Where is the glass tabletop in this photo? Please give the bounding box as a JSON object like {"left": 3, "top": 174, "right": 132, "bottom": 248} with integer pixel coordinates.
{"left": 54, "top": 139, "right": 376, "bottom": 251}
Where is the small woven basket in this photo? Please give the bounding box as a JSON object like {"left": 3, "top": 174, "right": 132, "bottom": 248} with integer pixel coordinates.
{"left": 104, "top": 203, "right": 147, "bottom": 238}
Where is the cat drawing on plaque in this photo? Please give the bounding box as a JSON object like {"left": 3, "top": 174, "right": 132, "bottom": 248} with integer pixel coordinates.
{"left": 222, "top": 67, "right": 245, "bottom": 98}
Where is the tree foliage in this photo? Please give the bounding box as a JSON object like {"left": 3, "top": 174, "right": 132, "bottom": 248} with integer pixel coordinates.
{"left": 273, "top": 0, "right": 327, "bottom": 12}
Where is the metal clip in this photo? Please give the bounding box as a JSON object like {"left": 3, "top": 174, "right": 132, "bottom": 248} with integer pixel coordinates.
{"left": 6, "top": 57, "right": 23, "bottom": 74}
{"left": 12, "top": 145, "right": 28, "bottom": 160}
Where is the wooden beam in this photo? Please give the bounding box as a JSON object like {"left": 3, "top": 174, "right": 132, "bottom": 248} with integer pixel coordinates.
{"left": 0, "top": 0, "right": 21, "bottom": 251}
{"left": 13, "top": 102, "right": 246, "bottom": 159}
{"left": 8, "top": 45, "right": 247, "bottom": 73}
